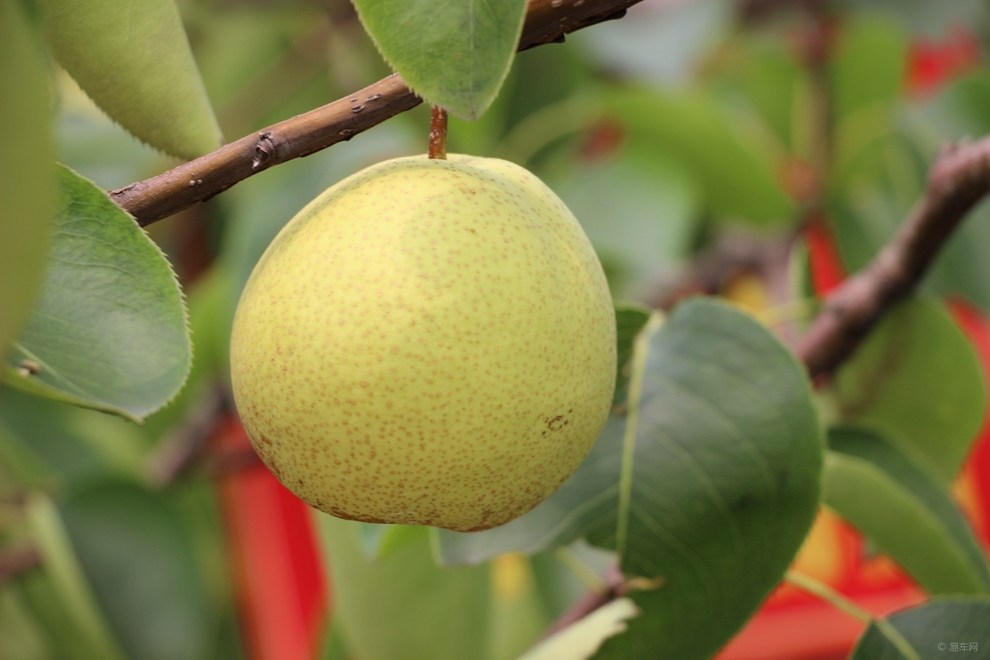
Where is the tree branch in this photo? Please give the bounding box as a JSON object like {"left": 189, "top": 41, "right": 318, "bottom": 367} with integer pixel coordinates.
{"left": 797, "top": 137, "right": 990, "bottom": 379}
{"left": 111, "top": 0, "right": 642, "bottom": 226}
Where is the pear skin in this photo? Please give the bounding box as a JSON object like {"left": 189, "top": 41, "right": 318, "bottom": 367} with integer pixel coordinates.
{"left": 230, "top": 155, "right": 616, "bottom": 532}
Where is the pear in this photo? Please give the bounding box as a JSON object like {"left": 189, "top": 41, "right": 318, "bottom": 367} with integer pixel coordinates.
{"left": 230, "top": 154, "right": 616, "bottom": 532}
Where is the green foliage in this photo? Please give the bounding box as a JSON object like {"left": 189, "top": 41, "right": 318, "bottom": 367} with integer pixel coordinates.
{"left": 439, "top": 298, "right": 823, "bottom": 658}
{"left": 57, "top": 479, "right": 212, "bottom": 660}
{"left": 3, "top": 2, "right": 990, "bottom": 659}
{"left": 851, "top": 597, "right": 990, "bottom": 659}
{"left": 612, "top": 304, "right": 651, "bottom": 406}
{"left": 0, "top": 2, "right": 55, "bottom": 361}
{"left": 553, "top": 149, "right": 700, "bottom": 298}
{"left": 320, "top": 518, "right": 551, "bottom": 660}
{"left": 4, "top": 166, "right": 191, "bottom": 423}
{"left": 830, "top": 297, "right": 986, "bottom": 482}
{"left": 825, "top": 427, "right": 990, "bottom": 595}
{"left": 605, "top": 88, "right": 795, "bottom": 224}
{"left": 351, "top": 0, "right": 527, "bottom": 120}
{"left": 21, "top": 492, "right": 126, "bottom": 660}
{"left": 38, "top": 0, "right": 221, "bottom": 159}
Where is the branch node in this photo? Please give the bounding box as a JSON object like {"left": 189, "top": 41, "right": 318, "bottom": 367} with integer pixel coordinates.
{"left": 251, "top": 131, "right": 277, "bottom": 170}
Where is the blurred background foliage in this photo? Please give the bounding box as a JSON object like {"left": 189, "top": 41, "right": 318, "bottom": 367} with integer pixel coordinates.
{"left": 3, "top": 0, "right": 990, "bottom": 658}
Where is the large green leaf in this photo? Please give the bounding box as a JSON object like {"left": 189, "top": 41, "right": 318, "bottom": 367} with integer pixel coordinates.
{"left": 57, "top": 479, "right": 213, "bottom": 660}
{"left": 438, "top": 298, "right": 823, "bottom": 658}
{"left": 351, "top": 0, "right": 527, "bottom": 120}
{"left": 851, "top": 597, "right": 990, "bottom": 659}
{"left": 3, "top": 166, "right": 191, "bottom": 423}
{"left": 830, "top": 297, "right": 985, "bottom": 482}
{"left": 0, "top": 2, "right": 54, "bottom": 360}
{"left": 605, "top": 89, "right": 794, "bottom": 224}
{"left": 825, "top": 427, "right": 990, "bottom": 595}
{"left": 38, "top": 0, "right": 221, "bottom": 159}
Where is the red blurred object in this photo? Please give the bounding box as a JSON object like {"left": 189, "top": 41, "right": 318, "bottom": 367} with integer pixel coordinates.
{"left": 805, "top": 220, "right": 845, "bottom": 295}
{"left": 213, "top": 417, "right": 330, "bottom": 660}
{"left": 906, "top": 27, "right": 980, "bottom": 97}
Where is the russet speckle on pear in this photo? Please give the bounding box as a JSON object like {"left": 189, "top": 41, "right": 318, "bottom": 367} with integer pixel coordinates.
{"left": 229, "top": 154, "right": 616, "bottom": 532}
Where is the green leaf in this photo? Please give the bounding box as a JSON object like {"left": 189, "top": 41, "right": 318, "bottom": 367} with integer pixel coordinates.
{"left": 828, "top": 16, "right": 908, "bottom": 190}
{"left": 851, "top": 597, "right": 990, "bottom": 659}
{"left": 0, "top": 386, "right": 147, "bottom": 488}
{"left": 832, "top": 0, "right": 988, "bottom": 36}
{"left": 24, "top": 492, "right": 126, "bottom": 660}
{"left": 915, "top": 75, "right": 990, "bottom": 311}
{"left": 0, "top": 1, "right": 55, "bottom": 360}
{"left": 829, "top": 136, "right": 925, "bottom": 272}
{"left": 0, "top": 581, "right": 52, "bottom": 660}
{"left": 439, "top": 298, "right": 823, "bottom": 659}
{"left": 711, "top": 36, "right": 806, "bottom": 155}
{"left": 605, "top": 88, "right": 794, "bottom": 224}
{"left": 552, "top": 148, "right": 700, "bottom": 299}
{"left": 830, "top": 297, "right": 985, "bottom": 482}
{"left": 351, "top": 0, "right": 527, "bottom": 120}
{"left": 319, "top": 517, "right": 549, "bottom": 660}
{"left": 921, "top": 72, "right": 990, "bottom": 138}
{"left": 4, "top": 166, "right": 191, "bottom": 423}
{"left": 829, "top": 16, "right": 907, "bottom": 127}
{"left": 357, "top": 523, "right": 428, "bottom": 560}
{"left": 825, "top": 426, "right": 990, "bottom": 595}
{"left": 142, "top": 265, "right": 234, "bottom": 440}
{"left": 926, "top": 200, "right": 990, "bottom": 313}
{"left": 519, "top": 598, "right": 639, "bottom": 660}
{"left": 612, "top": 304, "right": 651, "bottom": 407}
{"left": 57, "top": 479, "right": 213, "bottom": 660}
{"left": 38, "top": 0, "right": 221, "bottom": 159}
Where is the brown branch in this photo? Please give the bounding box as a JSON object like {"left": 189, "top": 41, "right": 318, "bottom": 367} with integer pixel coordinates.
{"left": 144, "top": 386, "right": 227, "bottom": 487}
{"left": 797, "top": 137, "right": 990, "bottom": 379}
{"left": 111, "top": 0, "right": 642, "bottom": 226}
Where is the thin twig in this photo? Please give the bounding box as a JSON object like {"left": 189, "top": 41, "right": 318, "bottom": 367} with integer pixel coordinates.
{"left": 144, "top": 386, "right": 227, "bottom": 487}
{"left": 797, "top": 137, "right": 990, "bottom": 379}
{"left": 110, "top": 0, "right": 642, "bottom": 226}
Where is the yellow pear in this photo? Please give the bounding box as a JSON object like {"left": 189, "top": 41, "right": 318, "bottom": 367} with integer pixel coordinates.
{"left": 229, "top": 154, "right": 616, "bottom": 532}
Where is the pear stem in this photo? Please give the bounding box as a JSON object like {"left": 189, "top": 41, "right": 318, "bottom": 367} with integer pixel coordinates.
{"left": 428, "top": 106, "right": 448, "bottom": 160}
